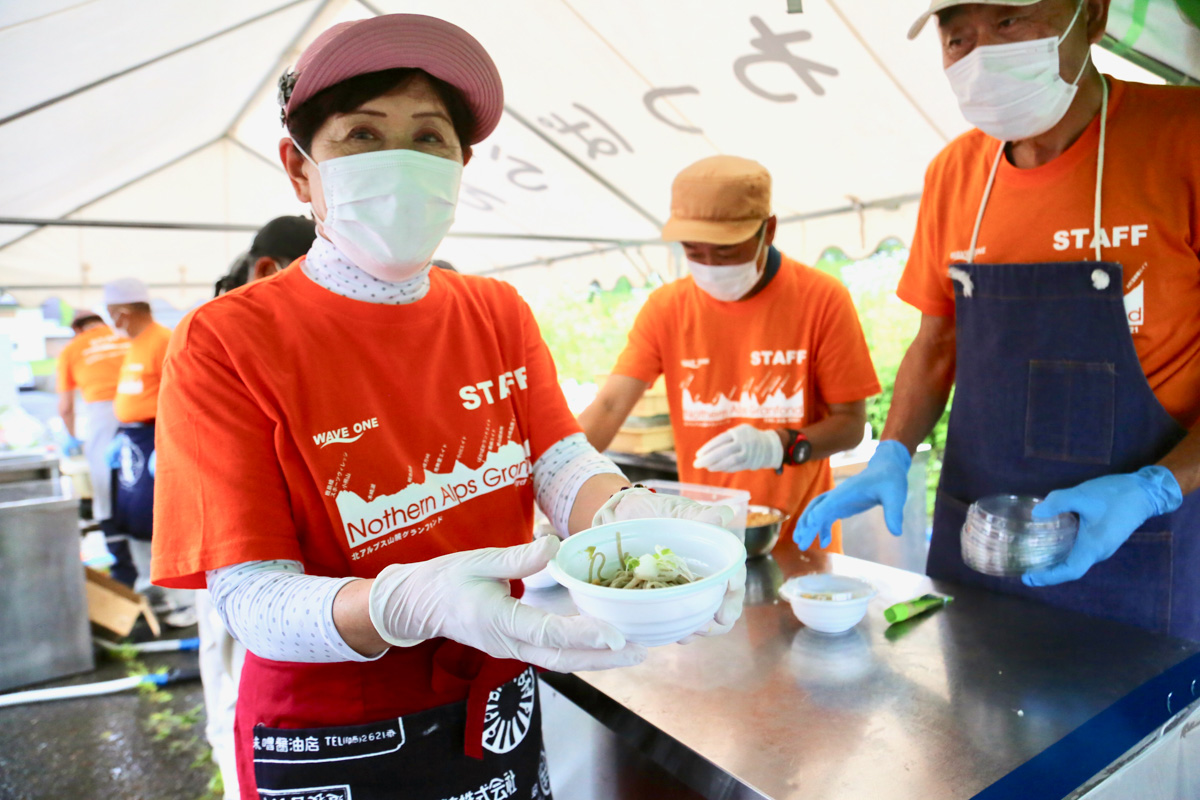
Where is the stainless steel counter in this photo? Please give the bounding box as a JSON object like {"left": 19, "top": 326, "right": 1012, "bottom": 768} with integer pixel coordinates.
{"left": 0, "top": 450, "right": 93, "bottom": 691}
{"left": 530, "top": 547, "right": 1200, "bottom": 800}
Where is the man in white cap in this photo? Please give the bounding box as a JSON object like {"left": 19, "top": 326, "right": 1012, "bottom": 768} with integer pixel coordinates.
{"left": 798, "top": 1, "right": 1200, "bottom": 641}
{"left": 103, "top": 278, "right": 191, "bottom": 622}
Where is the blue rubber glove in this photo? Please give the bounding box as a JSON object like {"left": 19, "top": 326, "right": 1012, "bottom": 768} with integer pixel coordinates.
{"left": 795, "top": 439, "right": 912, "bottom": 550}
{"left": 148, "top": 450, "right": 156, "bottom": 478}
{"left": 1022, "top": 466, "right": 1183, "bottom": 587}
{"left": 104, "top": 434, "right": 128, "bottom": 470}
{"left": 64, "top": 433, "right": 83, "bottom": 456}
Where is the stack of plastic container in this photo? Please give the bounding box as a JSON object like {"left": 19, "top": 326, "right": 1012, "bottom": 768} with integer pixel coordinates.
{"left": 961, "top": 494, "right": 1078, "bottom": 577}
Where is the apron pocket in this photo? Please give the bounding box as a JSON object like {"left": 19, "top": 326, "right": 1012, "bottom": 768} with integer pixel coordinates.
{"left": 1065, "top": 528, "right": 1173, "bottom": 634}
{"left": 1024, "top": 360, "right": 1115, "bottom": 465}
{"left": 252, "top": 669, "right": 550, "bottom": 800}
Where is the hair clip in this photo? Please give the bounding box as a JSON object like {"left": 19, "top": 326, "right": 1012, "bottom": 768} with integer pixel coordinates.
{"left": 277, "top": 69, "right": 298, "bottom": 123}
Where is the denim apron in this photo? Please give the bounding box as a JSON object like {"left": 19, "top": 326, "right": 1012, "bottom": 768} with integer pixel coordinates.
{"left": 926, "top": 79, "right": 1200, "bottom": 641}
{"left": 111, "top": 421, "right": 156, "bottom": 540}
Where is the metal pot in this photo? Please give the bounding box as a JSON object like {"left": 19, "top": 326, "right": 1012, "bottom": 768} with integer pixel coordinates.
{"left": 744, "top": 504, "right": 788, "bottom": 558}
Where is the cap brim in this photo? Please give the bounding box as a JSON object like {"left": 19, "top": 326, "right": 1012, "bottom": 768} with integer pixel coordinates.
{"left": 661, "top": 217, "right": 764, "bottom": 245}
{"left": 907, "top": 10, "right": 935, "bottom": 39}
{"left": 908, "top": 0, "right": 1044, "bottom": 40}
{"left": 288, "top": 15, "right": 503, "bottom": 144}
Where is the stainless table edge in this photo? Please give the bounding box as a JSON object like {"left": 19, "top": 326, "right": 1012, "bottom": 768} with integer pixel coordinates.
{"left": 539, "top": 671, "right": 771, "bottom": 800}
{"left": 528, "top": 551, "right": 1200, "bottom": 800}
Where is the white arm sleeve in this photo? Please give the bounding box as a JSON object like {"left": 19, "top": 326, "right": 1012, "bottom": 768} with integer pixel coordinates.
{"left": 533, "top": 433, "right": 626, "bottom": 536}
{"left": 206, "top": 560, "right": 386, "bottom": 663}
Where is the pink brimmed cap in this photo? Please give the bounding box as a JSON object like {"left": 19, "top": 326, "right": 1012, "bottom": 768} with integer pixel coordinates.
{"left": 280, "top": 14, "right": 503, "bottom": 144}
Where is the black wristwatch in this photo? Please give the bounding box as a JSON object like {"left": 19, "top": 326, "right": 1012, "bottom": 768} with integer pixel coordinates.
{"left": 780, "top": 429, "right": 812, "bottom": 468}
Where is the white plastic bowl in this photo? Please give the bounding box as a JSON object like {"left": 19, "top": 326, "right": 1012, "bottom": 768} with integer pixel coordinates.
{"left": 547, "top": 518, "right": 747, "bottom": 646}
{"left": 779, "top": 574, "right": 876, "bottom": 634}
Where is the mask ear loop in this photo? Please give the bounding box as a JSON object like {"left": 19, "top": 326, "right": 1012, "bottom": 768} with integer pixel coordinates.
{"left": 289, "top": 137, "right": 325, "bottom": 225}
{"left": 1056, "top": 0, "right": 1086, "bottom": 46}
{"left": 1092, "top": 76, "right": 1108, "bottom": 262}
{"left": 752, "top": 221, "right": 769, "bottom": 271}
{"left": 289, "top": 137, "right": 318, "bottom": 168}
{"left": 1061, "top": 0, "right": 1092, "bottom": 89}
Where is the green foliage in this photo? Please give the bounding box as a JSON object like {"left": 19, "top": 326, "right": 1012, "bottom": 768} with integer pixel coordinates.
{"left": 837, "top": 246, "right": 951, "bottom": 516}
{"left": 531, "top": 280, "right": 652, "bottom": 384}
{"left": 120, "top": 652, "right": 221, "bottom": 800}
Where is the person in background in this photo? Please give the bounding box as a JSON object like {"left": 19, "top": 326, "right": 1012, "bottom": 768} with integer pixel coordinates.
{"left": 149, "top": 15, "right": 743, "bottom": 798}
{"left": 214, "top": 215, "right": 316, "bottom": 296}
{"left": 579, "top": 156, "right": 881, "bottom": 551}
{"left": 798, "top": 0, "right": 1200, "bottom": 641}
{"left": 57, "top": 309, "right": 132, "bottom": 579}
{"left": 198, "top": 214, "right": 316, "bottom": 800}
{"left": 104, "top": 277, "right": 193, "bottom": 625}
{"left": 213, "top": 252, "right": 253, "bottom": 298}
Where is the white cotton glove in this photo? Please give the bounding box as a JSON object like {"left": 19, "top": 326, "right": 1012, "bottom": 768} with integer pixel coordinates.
{"left": 693, "top": 424, "right": 784, "bottom": 472}
{"left": 592, "top": 487, "right": 746, "bottom": 641}
{"left": 680, "top": 562, "right": 747, "bottom": 644}
{"left": 591, "top": 487, "right": 734, "bottom": 529}
{"left": 368, "top": 538, "right": 647, "bottom": 672}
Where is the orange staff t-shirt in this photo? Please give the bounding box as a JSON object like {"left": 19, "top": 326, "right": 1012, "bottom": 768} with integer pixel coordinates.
{"left": 151, "top": 263, "right": 580, "bottom": 589}
{"left": 150, "top": 263, "right": 582, "bottom": 764}
{"left": 613, "top": 251, "right": 881, "bottom": 552}
{"left": 113, "top": 322, "right": 172, "bottom": 423}
{"left": 56, "top": 324, "right": 129, "bottom": 403}
{"left": 898, "top": 78, "right": 1200, "bottom": 429}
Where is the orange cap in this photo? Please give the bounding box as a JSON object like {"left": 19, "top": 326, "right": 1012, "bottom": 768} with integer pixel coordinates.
{"left": 661, "top": 156, "right": 771, "bottom": 245}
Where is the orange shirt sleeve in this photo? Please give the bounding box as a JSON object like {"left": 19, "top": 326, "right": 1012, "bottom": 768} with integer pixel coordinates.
{"left": 56, "top": 341, "right": 77, "bottom": 394}
{"left": 151, "top": 314, "right": 303, "bottom": 589}
{"left": 811, "top": 279, "right": 881, "bottom": 405}
{"left": 513, "top": 290, "right": 584, "bottom": 463}
{"left": 612, "top": 290, "right": 666, "bottom": 384}
{"left": 898, "top": 155, "right": 958, "bottom": 318}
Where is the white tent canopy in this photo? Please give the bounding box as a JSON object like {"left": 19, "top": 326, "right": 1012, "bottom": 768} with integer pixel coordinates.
{"left": 0, "top": 0, "right": 1184, "bottom": 308}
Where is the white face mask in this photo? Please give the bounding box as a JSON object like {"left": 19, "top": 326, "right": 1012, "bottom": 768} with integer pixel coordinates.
{"left": 687, "top": 229, "right": 767, "bottom": 303}
{"left": 945, "top": 0, "right": 1089, "bottom": 141}
{"left": 295, "top": 142, "right": 462, "bottom": 282}
{"left": 107, "top": 311, "right": 130, "bottom": 339}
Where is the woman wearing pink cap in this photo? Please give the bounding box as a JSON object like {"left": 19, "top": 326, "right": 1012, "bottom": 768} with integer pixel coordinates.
{"left": 149, "top": 13, "right": 744, "bottom": 799}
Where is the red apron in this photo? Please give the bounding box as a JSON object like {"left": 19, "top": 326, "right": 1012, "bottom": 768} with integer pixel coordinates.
{"left": 236, "top": 624, "right": 550, "bottom": 798}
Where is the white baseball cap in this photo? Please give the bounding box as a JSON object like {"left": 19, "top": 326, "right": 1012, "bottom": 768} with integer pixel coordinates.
{"left": 103, "top": 278, "right": 151, "bottom": 306}
{"left": 908, "top": 0, "right": 1043, "bottom": 39}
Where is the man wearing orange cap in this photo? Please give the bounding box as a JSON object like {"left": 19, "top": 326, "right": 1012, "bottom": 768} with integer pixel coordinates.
{"left": 580, "top": 156, "right": 881, "bottom": 552}
{"left": 57, "top": 309, "right": 129, "bottom": 545}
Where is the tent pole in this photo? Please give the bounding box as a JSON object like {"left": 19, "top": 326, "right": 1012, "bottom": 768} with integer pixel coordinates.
{"left": 1098, "top": 34, "right": 1198, "bottom": 85}
{"left": 4, "top": 283, "right": 217, "bottom": 292}
{"left": 226, "top": 136, "right": 287, "bottom": 173}
{"left": 775, "top": 192, "right": 922, "bottom": 226}
{"left": 0, "top": 0, "right": 315, "bottom": 129}
{"left": 0, "top": 215, "right": 664, "bottom": 246}
{"left": 222, "top": 0, "right": 348, "bottom": 138}
{"left": 0, "top": 136, "right": 224, "bottom": 253}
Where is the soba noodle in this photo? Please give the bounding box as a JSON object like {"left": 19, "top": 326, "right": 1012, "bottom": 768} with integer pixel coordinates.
{"left": 586, "top": 531, "right": 698, "bottom": 590}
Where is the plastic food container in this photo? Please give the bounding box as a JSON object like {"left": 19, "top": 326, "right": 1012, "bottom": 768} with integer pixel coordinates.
{"left": 641, "top": 479, "right": 750, "bottom": 543}
{"left": 960, "top": 494, "right": 1078, "bottom": 577}
{"left": 547, "top": 518, "right": 747, "bottom": 646}
{"left": 779, "top": 574, "right": 876, "bottom": 634}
